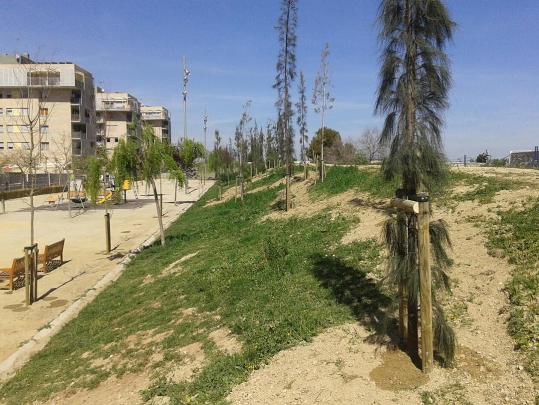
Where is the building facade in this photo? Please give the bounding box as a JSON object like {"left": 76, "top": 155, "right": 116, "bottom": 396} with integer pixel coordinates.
{"left": 0, "top": 54, "right": 96, "bottom": 171}
{"left": 508, "top": 148, "right": 539, "bottom": 167}
{"left": 141, "top": 105, "right": 171, "bottom": 143}
{"left": 95, "top": 90, "right": 141, "bottom": 152}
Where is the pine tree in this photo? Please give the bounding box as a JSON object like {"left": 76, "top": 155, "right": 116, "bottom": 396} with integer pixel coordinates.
{"left": 376, "top": 0, "right": 456, "bottom": 366}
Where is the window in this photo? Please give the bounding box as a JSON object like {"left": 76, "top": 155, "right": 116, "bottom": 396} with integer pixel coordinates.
{"left": 0, "top": 108, "right": 3, "bottom": 116}
{"left": 6, "top": 108, "right": 28, "bottom": 117}
{"left": 6, "top": 125, "right": 14, "bottom": 133}
{"left": 27, "top": 71, "right": 60, "bottom": 86}
{"left": 40, "top": 108, "right": 48, "bottom": 117}
{"left": 114, "top": 137, "right": 119, "bottom": 143}
{"left": 40, "top": 142, "right": 49, "bottom": 151}
{"left": 72, "top": 139, "right": 82, "bottom": 156}
{"left": 0, "top": 142, "right": 4, "bottom": 150}
{"left": 107, "top": 137, "right": 112, "bottom": 143}
{"left": 7, "top": 142, "right": 14, "bottom": 150}
{"left": 0, "top": 126, "right": 3, "bottom": 133}
{"left": 5, "top": 92, "right": 11, "bottom": 99}
{"left": 41, "top": 125, "right": 49, "bottom": 134}
{"left": 22, "top": 142, "right": 30, "bottom": 150}
{"left": 19, "top": 125, "right": 29, "bottom": 133}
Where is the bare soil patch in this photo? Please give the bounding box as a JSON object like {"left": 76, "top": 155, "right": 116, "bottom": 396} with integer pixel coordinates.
{"left": 209, "top": 327, "right": 242, "bottom": 355}
{"left": 166, "top": 342, "right": 205, "bottom": 383}
{"left": 43, "top": 372, "right": 150, "bottom": 405}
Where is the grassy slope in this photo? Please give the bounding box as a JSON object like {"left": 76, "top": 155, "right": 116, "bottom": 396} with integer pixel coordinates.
{"left": 1, "top": 165, "right": 534, "bottom": 404}
{"left": 486, "top": 201, "right": 539, "bottom": 382}
{"left": 0, "top": 169, "right": 387, "bottom": 405}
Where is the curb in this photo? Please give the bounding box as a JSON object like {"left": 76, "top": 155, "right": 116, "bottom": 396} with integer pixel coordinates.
{"left": 0, "top": 188, "right": 207, "bottom": 383}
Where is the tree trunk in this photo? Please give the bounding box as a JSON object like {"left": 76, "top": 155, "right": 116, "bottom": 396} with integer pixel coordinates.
{"left": 151, "top": 178, "right": 165, "bottom": 246}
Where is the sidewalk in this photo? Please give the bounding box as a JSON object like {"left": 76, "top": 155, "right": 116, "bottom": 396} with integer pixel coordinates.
{"left": 0, "top": 178, "right": 213, "bottom": 364}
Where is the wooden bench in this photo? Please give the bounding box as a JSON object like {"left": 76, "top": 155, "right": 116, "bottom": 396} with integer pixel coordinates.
{"left": 0, "top": 257, "right": 25, "bottom": 290}
{"left": 38, "top": 239, "right": 65, "bottom": 273}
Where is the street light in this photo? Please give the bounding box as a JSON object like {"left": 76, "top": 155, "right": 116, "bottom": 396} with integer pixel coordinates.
{"left": 182, "top": 56, "right": 190, "bottom": 142}
{"left": 203, "top": 110, "right": 207, "bottom": 186}
{"left": 182, "top": 56, "right": 190, "bottom": 193}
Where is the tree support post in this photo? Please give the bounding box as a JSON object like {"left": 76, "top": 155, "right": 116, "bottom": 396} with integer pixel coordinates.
{"left": 24, "top": 244, "right": 38, "bottom": 306}
{"left": 105, "top": 213, "right": 111, "bottom": 254}
{"left": 417, "top": 194, "right": 433, "bottom": 372}
{"left": 1, "top": 198, "right": 5, "bottom": 214}
{"left": 285, "top": 175, "right": 291, "bottom": 211}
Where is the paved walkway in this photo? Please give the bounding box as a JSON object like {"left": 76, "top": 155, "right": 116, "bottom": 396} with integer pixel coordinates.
{"left": 0, "top": 178, "right": 212, "bottom": 363}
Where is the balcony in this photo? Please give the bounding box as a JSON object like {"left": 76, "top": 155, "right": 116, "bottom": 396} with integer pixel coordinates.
{"left": 142, "top": 111, "right": 166, "bottom": 120}
{"left": 27, "top": 76, "right": 61, "bottom": 87}
{"left": 71, "top": 113, "right": 80, "bottom": 122}
{"left": 72, "top": 130, "right": 87, "bottom": 139}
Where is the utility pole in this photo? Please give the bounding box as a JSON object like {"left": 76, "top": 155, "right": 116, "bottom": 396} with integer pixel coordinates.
{"left": 203, "top": 110, "right": 208, "bottom": 186}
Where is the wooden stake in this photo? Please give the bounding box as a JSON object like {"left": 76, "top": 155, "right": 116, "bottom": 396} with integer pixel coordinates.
{"left": 105, "top": 213, "right": 111, "bottom": 254}
{"left": 285, "top": 176, "right": 290, "bottom": 211}
{"left": 24, "top": 248, "right": 30, "bottom": 306}
{"left": 418, "top": 194, "right": 433, "bottom": 372}
{"left": 33, "top": 247, "right": 38, "bottom": 302}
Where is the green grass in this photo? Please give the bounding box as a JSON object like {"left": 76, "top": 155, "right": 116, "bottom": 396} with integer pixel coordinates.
{"left": 486, "top": 199, "right": 539, "bottom": 383}
{"left": 448, "top": 171, "right": 527, "bottom": 204}
{"left": 0, "top": 181, "right": 388, "bottom": 404}
{"left": 310, "top": 166, "right": 398, "bottom": 199}
{"left": 309, "top": 166, "right": 529, "bottom": 206}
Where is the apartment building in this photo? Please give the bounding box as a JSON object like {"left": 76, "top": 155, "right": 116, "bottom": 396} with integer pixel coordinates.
{"left": 95, "top": 90, "right": 141, "bottom": 152}
{"left": 141, "top": 105, "right": 171, "bottom": 143}
{"left": 0, "top": 53, "right": 96, "bottom": 170}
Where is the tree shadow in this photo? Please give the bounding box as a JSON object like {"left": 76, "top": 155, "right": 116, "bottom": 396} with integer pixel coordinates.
{"left": 310, "top": 253, "right": 398, "bottom": 347}
{"left": 349, "top": 198, "right": 394, "bottom": 215}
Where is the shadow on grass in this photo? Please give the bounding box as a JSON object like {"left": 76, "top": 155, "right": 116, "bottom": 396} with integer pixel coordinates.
{"left": 310, "top": 253, "right": 398, "bottom": 346}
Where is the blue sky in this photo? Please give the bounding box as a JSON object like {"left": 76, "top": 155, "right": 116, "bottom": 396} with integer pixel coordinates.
{"left": 1, "top": 0, "right": 538, "bottom": 159}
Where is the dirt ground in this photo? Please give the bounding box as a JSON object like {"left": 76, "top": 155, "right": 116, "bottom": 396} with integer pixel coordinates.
{"left": 228, "top": 167, "right": 539, "bottom": 405}
{"left": 0, "top": 178, "right": 212, "bottom": 366}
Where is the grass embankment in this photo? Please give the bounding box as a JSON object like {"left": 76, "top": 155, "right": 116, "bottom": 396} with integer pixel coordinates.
{"left": 0, "top": 170, "right": 387, "bottom": 404}
{"left": 487, "top": 200, "right": 539, "bottom": 384}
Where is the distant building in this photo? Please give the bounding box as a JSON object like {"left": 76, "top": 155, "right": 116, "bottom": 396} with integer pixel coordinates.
{"left": 0, "top": 53, "right": 96, "bottom": 170}
{"left": 508, "top": 147, "right": 539, "bottom": 167}
{"left": 95, "top": 90, "right": 141, "bottom": 152}
{"left": 141, "top": 106, "right": 171, "bottom": 143}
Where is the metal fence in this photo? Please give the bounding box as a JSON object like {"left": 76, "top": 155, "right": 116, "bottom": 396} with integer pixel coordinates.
{"left": 0, "top": 172, "right": 69, "bottom": 192}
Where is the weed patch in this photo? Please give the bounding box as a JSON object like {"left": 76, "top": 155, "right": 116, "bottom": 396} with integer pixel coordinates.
{"left": 486, "top": 199, "right": 539, "bottom": 381}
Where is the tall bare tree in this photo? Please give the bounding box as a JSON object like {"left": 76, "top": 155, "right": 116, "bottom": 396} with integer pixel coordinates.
{"left": 6, "top": 63, "right": 56, "bottom": 244}
{"left": 359, "top": 128, "right": 384, "bottom": 163}
{"left": 312, "top": 43, "right": 334, "bottom": 182}
{"left": 296, "top": 71, "right": 308, "bottom": 177}
{"left": 274, "top": 0, "right": 298, "bottom": 177}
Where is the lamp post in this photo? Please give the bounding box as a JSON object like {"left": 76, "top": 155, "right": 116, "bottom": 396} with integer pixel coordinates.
{"left": 203, "top": 110, "right": 207, "bottom": 186}
{"left": 182, "top": 56, "right": 190, "bottom": 193}
{"left": 182, "top": 56, "right": 190, "bottom": 142}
